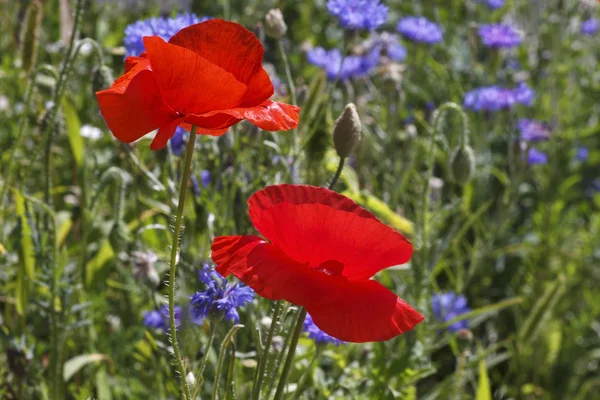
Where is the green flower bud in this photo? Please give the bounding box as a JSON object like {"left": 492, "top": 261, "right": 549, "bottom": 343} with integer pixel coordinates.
{"left": 450, "top": 145, "right": 476, "bottom": 185}
{"left": 92, "top": 65, "right": 114, "bottom": 93}
{"left": 19, "top": 0, "right": 43, "bottom": 74}
{"left": 264, "top": 8, "right": 287, "bottom": 39}
{"left": 39, "top": 105, "right": 66, "bottom": 139}
{"left": 456, "top": 328, "right": 473, "bottom": 355}
{"left": 333, "top": 103, "right": 361, "bottom": 158}
{"left": 109, "top": 220, "right": 130, "bottom": 255}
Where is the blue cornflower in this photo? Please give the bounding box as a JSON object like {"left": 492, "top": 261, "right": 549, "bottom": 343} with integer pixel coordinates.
{"left": 397, "top": 16, "right": 443, "bottom": 44}
{"left": 326, "top": 0, "right": 388, "bottom": 30}
{"left": 307, "top": 47, "right": 379, "bottom": 80}
{"left": 581, "top": 18, "right": 599, "bottom": 36}
{"left": 479, "top": 0, "right": 505, "bottom": 9}
{"left": 432, "top": 292, "right": 471, "bottom": 332}
{"left": 513, "top": 82, "right": 535, "bottom": 106}
{"left": 364, "top": 32, "right": 407, "bottom": 62}
{"left": 190, "top": 264, "right": 254, "bottom": 323}
{"left": 303, "top": 313, "right": 345, "bottom": 346}
{"left": 170, "top": 127, "right": 186, "bottom": 156}
{"left": 464, "top": 83, "right": 534, "bottom": 112}
{"left": 124, "top": 13, "right": 208, "bottom": 57}
{"left": 200, "top": 170, "right": 211, "bottom": 187}
{"left": 478, "top": 24, "right": 522, "bottom": 48}
{"left": 576, "top": 147, "right": 589, "bottom": 162}
{"left": 463, "top": 86, "right": 515, "bottom": 111}
{"left": 518, "top": 119, "right": 550, "bottom": 142}
{"left": 527, "top": 148, "right": 548, "bottom": 165}
{"left": 142, "top": 305, "right": 182, "bottom": 331}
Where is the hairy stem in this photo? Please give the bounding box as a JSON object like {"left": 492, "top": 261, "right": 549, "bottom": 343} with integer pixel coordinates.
{"left": 168, "top": 127, "right": 197, "bottom": 400}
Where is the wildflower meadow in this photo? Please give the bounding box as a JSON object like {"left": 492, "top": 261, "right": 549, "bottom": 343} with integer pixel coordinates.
{"left": 1, "top": 0, "right": 600, "bottom": 399}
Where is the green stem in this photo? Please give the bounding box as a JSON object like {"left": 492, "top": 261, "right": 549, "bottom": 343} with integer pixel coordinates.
{"left": 417, "top": 102, "right": 468, "bottom": 301}
{"left": 265, "top": 303, "right": 294, "bottom": 399}
{"left": 192, "top": 320, "right": 217, "bottom": 398}
{"left": 273, "top": 308, "right": 308, "bottom": 400}
{"left": 168, "top": 127, "right": 197, "bottom": 400}
{"left": 329, "top": 157, "right": 345, "bottom": 190}
{"left": 253, "top": 300, "right": 283, "bottom": 400}
{"left": 277, "top": 40, "right": 300, "bottom": 175}
{"left": 292, "top": 344, "right": 324, "bottom": 400}
{"left": 212, "top": 324, "right": 244, "bottom": 400}
{"left": 0, "top": 64, "right": 58, "bottom": 211}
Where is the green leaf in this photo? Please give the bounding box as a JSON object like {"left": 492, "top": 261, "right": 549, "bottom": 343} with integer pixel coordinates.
{"left": 441, "top": 297, "right": 523, "bottom": 329}
{"left": 63, "top": 353, "right": 110, "bottom": 381}
{"left": 343, "top": 191, "right": 414, "bottom": 235}
{"left": 14, "top": 190, "right": 36, "bottom": 315}
{"left": 476, "top": 347, "right": 492, "bottom": 400}
{"left": 61, "top": 97, "right": 84, "bottom": 167}
{"left": 85, "top": 240, "right": 115, "bottom": 287}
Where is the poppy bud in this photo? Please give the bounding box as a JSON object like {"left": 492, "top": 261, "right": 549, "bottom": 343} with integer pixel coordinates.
{"left": 456, "top": 328, "right": 473, "bottom": 354}
{"left": 92, "top": 65, "right": 114, "bottom": 93}
{"left": 39, "top": 105, "right": 66, "bottom": 138}
{"left": 19, "top": 0, "right": 42, "bottom": 74}
{"left": 264, "top": 8, "right": 287, "bottom": 39}
{"left": 333, "top": 103, "right": 362, "bottom": 158}
{"left": 109, "top": 220, "right": 130, "bottom": 255}
{"left": 450, "top": 145, "right": 475, "bottom": 185}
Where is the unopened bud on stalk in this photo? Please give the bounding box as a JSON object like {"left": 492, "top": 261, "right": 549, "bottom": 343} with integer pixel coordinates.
{"left": 456, "top": 328, "right": 473, "bottom": 354}
{"left": 264, "top": 8, "right": 287, "bottom": 39}
{"left": 39, "top": 105, "right": 66, "bottom": 138}
{"left": 92, "top": 65, "right": 114, "bottom": 93}
{"left": 333, "top": 103, "right": 362, "bottom": 158}
{"left": 19, "top": 0, "right": 43, "bottom": 73}
{"left": 450, "top": 145, "right": 476, "bottom": 185}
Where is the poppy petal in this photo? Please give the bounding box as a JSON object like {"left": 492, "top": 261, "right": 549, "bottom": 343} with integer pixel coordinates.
{"left": 199, "top": 101, "right": 300, "bottom": 132}
{"left": 211, "top": 236, "right": 422, "bottom": 342}
{"left": 151, "top": 118, "right": 183, "bottom": 151}
{"left": 247, "top": 184, "right": 413, "bottom": 280}
{"left": 306, "top": 279, "right": 424, "bottom": 342}
{"left": 168, "top": 19, "right": 264, "bottom": 85}
{"left": 184, "top": 113, "right": 242, "bottom": 132}
{"left": 143, "top": 36, "right": 247, "bottom": 115}
{"left": 240, "top": 67, "right": 275, "bottom": 107}
{"left": 212, "top": 236, "right": 336, "bottom": 304}
{"left": 96, "top": 68, "right": 178, "bottom": 143}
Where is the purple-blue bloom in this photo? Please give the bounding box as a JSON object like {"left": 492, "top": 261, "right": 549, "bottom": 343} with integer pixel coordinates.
{"left": 307, "top": 47, "right": 379, "bottom": 80}
{"left": 170, "top": 127, "right": 186, "bottom": 156}
{"left": 518, "top": 119, "right": 550, "bottom": 142}
{"left": 513, "top": 82, "right": 535, "bottom": 106}
{"left": 142, "top": 305, "right": 182, "bottom": 331}
{"left": 478, "top": 24, "right": 522, "bottom": 48}
{"left": 576, "top": 147, "right": 589, "bottom": 162}
{"left": 190, "top": 264, "right": 254, "bottom": 323}
{"left": 527, "top": 148, "right": 548, "bottom": 165}
{"left": 464, "top": 83, "right": 535, "bottom": 111}
{"left": 464, "top": 86, "right": 515, "bottom": 111}
{"left": 364, "top": 32, "right": 407, "bottom": 62}
{"left": 124, "top": 13, "right": 208, "bottom": 57}
{"left": 397, "top": 16, "right": 443, "bottom": 44}
{"left": 432, "top": 292, "right": 471, "bottom": 332}
{"left": 581, "top": 18, "right": 599, "bottom": 36}
{"left": 303, "top": 313, "right": 345, "bottom": 345}
{"left": 479, "top": 0, "right": 505, "bottom": 9}
{"left": 200, "top": 170, "right": 211, "bottom": 187}
{"left": 326, "top": 0, "right": 388, "bottom": 30}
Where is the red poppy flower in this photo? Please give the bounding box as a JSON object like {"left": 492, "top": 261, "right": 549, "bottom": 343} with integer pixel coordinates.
{"left": 96, "top": 19, "right": 300, "bottom": 150}
{"left": 211, "top": 184, "right": 424, "bottom": 342}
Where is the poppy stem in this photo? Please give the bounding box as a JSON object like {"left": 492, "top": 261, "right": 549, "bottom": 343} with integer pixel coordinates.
{"left": 252, "top": 300, "right": 283, "bottom": 400}
{"left": 329, "top": 157, "right": 346, "bottom": 190}
{"left": 273, "top": 307, "right": 308, "bottom": 400}
{"left": 168, "top": 126, "right": 197, "bottom": 400}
